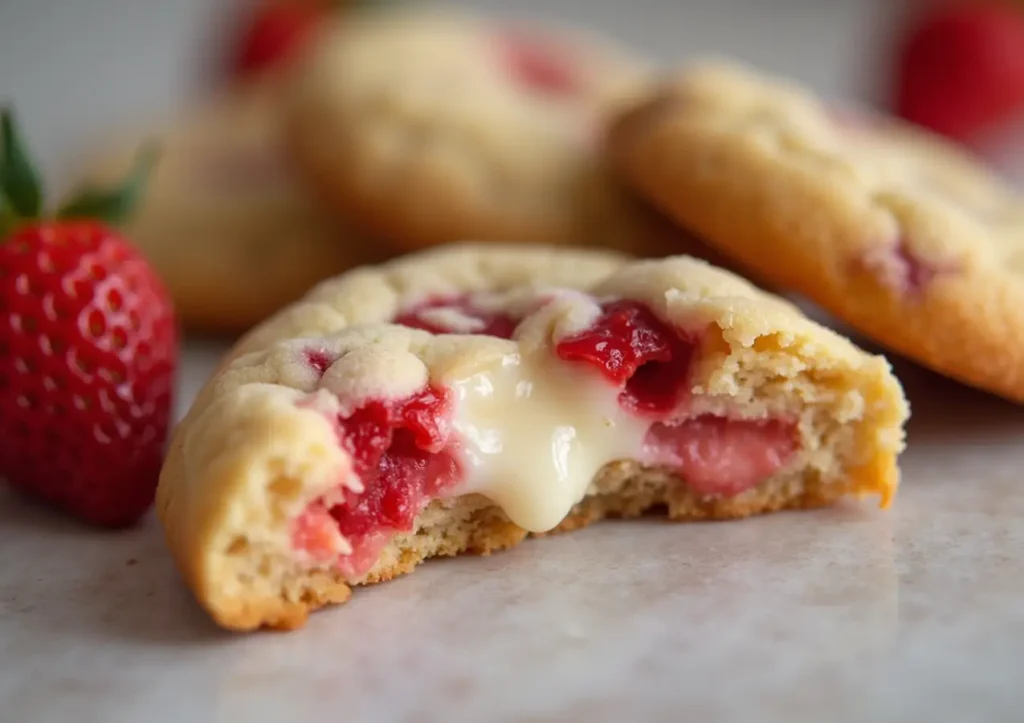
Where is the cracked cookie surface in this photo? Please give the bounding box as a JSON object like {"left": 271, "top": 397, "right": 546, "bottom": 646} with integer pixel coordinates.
{"left": 158, "top": 244, "right": 908, "bottom": 631}
{"left": 609, "top": 61, "right": 1024, "bottom": 402}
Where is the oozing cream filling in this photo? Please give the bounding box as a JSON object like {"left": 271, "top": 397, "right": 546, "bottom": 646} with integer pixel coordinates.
{"left": 449, "top": 351, "right": 650, "bottom": 532}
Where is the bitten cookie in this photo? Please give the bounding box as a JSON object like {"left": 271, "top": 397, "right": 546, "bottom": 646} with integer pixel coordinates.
{"left": 69, "top": 80, "right": 390, "bottom": 333}
{"left": 284, "top": 6, "right": 703, "bottom": 258}
{"left": 609, "top": 61, "right": 1024, "bottom": 403}
{"left": 158, "top": 244, "right": 908, "bottom": 631}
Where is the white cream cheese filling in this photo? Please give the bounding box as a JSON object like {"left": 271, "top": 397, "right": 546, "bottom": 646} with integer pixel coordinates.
{"left": 448, "top": 351, "right": 650, "bottom": 533}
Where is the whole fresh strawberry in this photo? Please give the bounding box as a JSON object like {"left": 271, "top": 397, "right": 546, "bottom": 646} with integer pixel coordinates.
{"left": 0, "top": 108, "right": 178, "bottom": 527}
{"left": 893, "top": 1, "right": 1024, "bottom": 141}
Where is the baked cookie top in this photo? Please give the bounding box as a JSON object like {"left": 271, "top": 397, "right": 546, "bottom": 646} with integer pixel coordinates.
{"left": 609, "top": 60, "right": 1024, "bottom": 402}
{"left": 285, "top": 6, "right": 690, "bottom": 255}
{"left": 68, "top": 80, "right": 384, "bottom": 332}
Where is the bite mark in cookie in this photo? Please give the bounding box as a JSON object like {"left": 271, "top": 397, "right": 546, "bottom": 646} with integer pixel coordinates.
{"left": 297, "top": 384, "right": 461, "bottom": 578}
{"left": 158, "top": 246, "right": 908, "bottom": 630}
{"left": 289, "top": 294, "right": 801, "bottom": 575}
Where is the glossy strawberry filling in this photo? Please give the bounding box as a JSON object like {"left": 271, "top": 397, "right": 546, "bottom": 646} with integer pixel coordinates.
{"left": 555, "top": 300, "right": 697, "bottom": 415}
{"left": 293, "top": 385, "right": 462, "bottom": 577}
{"left": 294, "top": 296, "right": 798, "bottom": 576}
{"left": 396, "top": 296, "right": 697, "bottom": 415}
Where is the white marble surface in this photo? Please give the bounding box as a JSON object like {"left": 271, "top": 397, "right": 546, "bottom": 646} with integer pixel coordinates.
{"left": 4, "top": 348, "right": 1024, "bottom": 723}
{"left": 4, "top": 1, "right": 1024, "bottom": 721}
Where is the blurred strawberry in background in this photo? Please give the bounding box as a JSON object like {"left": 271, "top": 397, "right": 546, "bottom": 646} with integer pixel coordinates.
{"left": 893, "top": 0, "right": 1024, "bottom": 141}
{"left": 892, "top": 0, "right": 1024, "bottom": 179}
{"left": 228, "top": 0, "right": 340, "bottom": 79}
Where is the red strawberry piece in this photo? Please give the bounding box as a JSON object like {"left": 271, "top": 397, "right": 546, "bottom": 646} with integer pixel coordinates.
{"left": 555, "top": 300, "right": 698, "bottom": 416}
{"left": 893, "top": 1, "right": 1024, "bottom": 141}
{"left": 0, "top": 108, "right": 178, "bottom": 527}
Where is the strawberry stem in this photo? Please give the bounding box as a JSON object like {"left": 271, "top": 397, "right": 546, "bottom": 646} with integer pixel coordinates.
{"left": 57, "top": 143, "right": 160, "bottom": 226}
{"left": 0, "top": 106, "right": 44, "bottom": 219}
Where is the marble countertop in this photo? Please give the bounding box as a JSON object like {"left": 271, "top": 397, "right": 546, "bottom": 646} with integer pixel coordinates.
{"left": 2, "top": 343, "right": 1024, "bottom": 723}
{"left": 4, "top": 1, "right": 1024, "bottom": 721}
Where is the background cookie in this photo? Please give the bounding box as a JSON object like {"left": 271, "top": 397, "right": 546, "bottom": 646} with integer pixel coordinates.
{"left": 68, "top": 79, "right": 392, "bottom": 334}
{"left": 286, "top": 5, "right": 707, "bottom": 259}
{"left": 609, "top": 61, "right": 1024, "bottom": 404}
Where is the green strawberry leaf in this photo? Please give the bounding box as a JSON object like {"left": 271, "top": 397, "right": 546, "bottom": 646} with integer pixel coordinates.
{"left": 57, "top": 143, "right": 160, "bottom": 225}
{"left": 0, "top": 106, "right": 44, "bottom": 218}
{"left": 0, "top": 189, "right": 16, "bottom": 239}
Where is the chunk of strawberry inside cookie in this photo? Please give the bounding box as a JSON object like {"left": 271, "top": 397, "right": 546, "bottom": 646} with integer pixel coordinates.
{"left": 395, "top": 296, "right": 519, "bottom": 337}
{"left": 292, "top": 293, "right": 803, "bottom": 580}
{"left": 294, "top": 384, "right": 462, "bottom": 577}
{"left": 555, "top": 300, "right": 697, "bottom": 414}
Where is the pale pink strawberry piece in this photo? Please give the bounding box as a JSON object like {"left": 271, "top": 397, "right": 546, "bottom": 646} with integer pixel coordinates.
{"left": 859, "top": 237, "right": 951, "bottom": 295}
{"left": 293, "top": 504, "right": 347, "bottom": 561}
{"left": 645, "top": 416, "right": 798, "bottom": 497}
{"left": 336, "top": 532, "right": 393, "bottom": 580}
{"left": 492, "top": 28, "right": 583, "bottom": 96}
{"left": 395, "top": 295, "right": 520, "bottom": 338}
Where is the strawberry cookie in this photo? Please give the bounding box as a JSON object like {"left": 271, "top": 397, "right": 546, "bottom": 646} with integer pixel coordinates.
{"left": 69, "top": 80, "right": 389, "bottom": 333}
{"left": 158, "top": 244, "right": 908, "bottom": 631}
{"left": 609, "top": 61, "right": 1024, "bottom": 403}
{"left": 284, "top": 6, "right": 701, "bottom": 257}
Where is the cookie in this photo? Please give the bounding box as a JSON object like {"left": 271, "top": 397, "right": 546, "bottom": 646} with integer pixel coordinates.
{"left": 68, "top": 80, "right": 390, "bottom": 333}
{"left": 158, "top": 244, "right": 908, "bottom": 631}
{"left": 284, "top": 6, "right": 703, "bottom": 258}
{"left": 608, "top": 61, "right": 1024, "bottom": 403}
